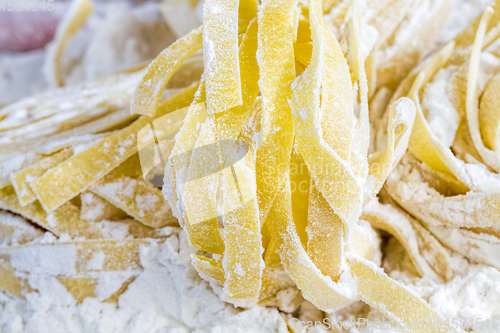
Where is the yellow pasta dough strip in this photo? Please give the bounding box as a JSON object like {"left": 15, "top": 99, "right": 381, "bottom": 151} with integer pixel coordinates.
{"left": 406, "top": 42, "right": 456, "bottom": 175}
{"left": 183, "top": 20, "right": 259, "bottom": 226}
{"left": 238, "top": 0, "right": 258, "bottom": 34}
{"left": 0, "top": 186, "right": 102, "bottom": 238}
{"left": 220, "top": 146, "right": 262, "bottom": 306}
{"left": 293, "top": 42, "right": 312, "bottom": 68}
{"left": 131, "top": 27, "right": 203, "bottom": 117}
{"left": 30, "top": 85, "right": 198, "bottom": 213}
{"left": 203, "top": 21, "right": 262, "bottom": 306}
{"left": 393, "top": 190, "right": 500, "bottom": 228}
{"left": 0, "top": 152, "right": 44, "bottom": 190}
{"left": 0, "top": 259, "right": 32, "bottom": 299}
{"left": 325, "top": 16, "right": 354, "bottom": 163}
{"left": 424, "top": 223, "right": 500, "bottom": 270}
{"left": 346, "top": 254, "right": 454, "bottom": 333}
{"left": 72, "top": 275, "right": 135, "bottom": 304}
{"left": 367, "top": 0, "right": 413, "bottom": 47}
{"left": 80, "top": 191, "right": 128, "bottom": 222}
{"left": 11, "top": 148, "right": 73, "bottom": 207}
{"left": 386, "top": 156, "right": 500, "bottom": 228}
{"left": 57, "top": 276, "right": 98, "bottom": 303}
{"left": 376, "top": 0, "right": 453, "bottom": 90}
{"left": 364, "top": 98, "right": 416, "bottom": 203}
{"left": 203, "top": 0, "right": 242, "bottom": 115}
{"left": 177, "top": 19, "right": 259, "bottom": 253}
{"left": 182, "top": 119, "right": 220, "bottom": 225}
{"left": 289, "top": 0, "right": 361, "bottom": 225}
{"left": 46, "top": 0, "right": 94, "bottom": 87}
{"left": 410, "top": 217, "right": 454, "bottom": 282}
{"left": 451, "top": 0, "right": 500, "bottom": 63}
{"left": 255, "top": 0, "right": 296, "bottom": 222}
{"left": 479, "top": 71, "right": 500, "bottom": 154}
{"left": 347, "top": 1, "right": 369, "bottom": 180}
{"left": 306, "top": 180, "right": 343, "bottom": 282}
{"left": 362, "top": 199, "right": 440, "bottom": 280}
{"left": 291, "top": 1, "right": 358, "bottom": 288}
{"left": 322, "top": 0, "right": 341, "bottom": 14}
{"left": 90, "top": 176, "right": 177, "bottom": 228}
{"left": 0, "top": 239, "right": 151, "bottom": 274}
{"left": 465, "top": 7, "right": 500, "bottom": 172}
{"left": 191, "top": 254, "right": 225, "bottom": 286}
{"left": 290, "top": 145, "right": 310, "bottom": 247}
{"left": 162, "top": 87, "right": 225, "bottom": 255}
{"left": 266, "top": 178, "right": 355, "bottom": 312}
{"left": 0, "top": 211, "right": 43, "bottom": 246}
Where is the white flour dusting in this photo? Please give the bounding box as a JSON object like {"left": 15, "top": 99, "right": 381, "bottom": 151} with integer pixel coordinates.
{"left": 2, "top": 1, "right": 500, "bottom": 333}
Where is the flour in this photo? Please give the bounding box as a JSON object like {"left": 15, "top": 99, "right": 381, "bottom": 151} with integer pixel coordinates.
{"left": 2, "top": 0, "right": 500, "bottom": 332}
{"left": 0, "top": 232, "right": 290, "bottom": 333}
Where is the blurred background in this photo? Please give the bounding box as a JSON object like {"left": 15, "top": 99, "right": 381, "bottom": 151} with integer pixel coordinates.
{"left": 0, "top": 0, "right": 490, "bottom": 107}
{"left": 0, "top": 0, "right": 203, "bottom": 106}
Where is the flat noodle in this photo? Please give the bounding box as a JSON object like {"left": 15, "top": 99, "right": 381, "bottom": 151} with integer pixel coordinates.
{"left": 293, "top": 42, "right": 312, "bottom": 68}
{"left": 267, "top": 178, "right": 355, "bottom": 312}
{"left": 348, "top": 1, "right": 370, "bottom": 181}
{"left": 387, "top": 166, "right": 500, "bottom": 228}
{"left": 191, "top": 254, "right": 225, "bottom": 286}
{"left": 211, "top": 20, "right": 262, "bottom": 306}
{"left": 306, "top": 180, "right": 344, "bottom": 281}
{"left": 406, "top": 42, "right": 457, "bottom": 175}
{"left": 0, "top": 186, "right": 102, "bottom": 238}
{"left": 220, "top": 144, "right": 262, "bottom": 306}
{"left": 203, "top": 0, "right": 242, "bottom": 115}
{"left": 30, "top": 85, "right": 198, "bottom": 213}
{"left": 465, "top": 7, "right": 500, "bottom": 172}
{"left": 11, "top": 148, "right": 73, "bottom": 207}
{"left": 424, "top": 223, "right": 500, "bottom": 270}
{"left": 163, "top": 90, "right": 225, "bottom": 255}
{"left": 479, "top": 72, "right": 500, "bottom": 154}
{"left": 376, "top": 0, "right": 453, "bottom": 90}
{"left": 45, "top": 0, "right": 94, "bottom": 87}
{"left": 0, "top": 259, "right": 32, "bottom": 299}
{"left": 255, "top": 0, "right": 296, "bottom": 221}
{"left": 347, "top": 254, "right": 452, "bottom": 333}
{"left": 0, "top": 152, "right": 44, "bottom": 190}
{"left": 57, "top": 274, "right": 136, "bottom": 304}
{"left": 289, "top": 0, "right": 361, "bottom": 226}
{"left": 238, "top": 0, "right": 258, "bottom": 34}
{"left": 175, "top": 21, "right": 260, "bottom": 272}
{"left": 362, "top": 199, "right": 440, "bottom": 281}
{"left": 131, "top": 28, "right": 203, "bottom": 117}
{"left": 451, "top": 0, "right": 500, "bottom": 64}
{"left": 0, "top": 211, "right": 43, "bottom": 246}
{"left": 410, "top": 217, "right": 454, "bottom": 282}
{"left": 80, "top": 191, "right": 127, "bottom": 222}
{"left": 90, "top": 176, "right": 177, "bottom": 228}
{"left": 0, "top": 239, "right": 151, "bottom": 274}
{"left": 290, "top": 145, "right": 310, "bottom": 247}
{"left": 160, "top": 0, "right": 201, "bottom": 38}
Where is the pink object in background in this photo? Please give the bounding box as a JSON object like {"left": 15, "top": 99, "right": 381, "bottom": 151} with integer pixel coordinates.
{"left": 0, "top": 11, "right": 63, "bottom": 52}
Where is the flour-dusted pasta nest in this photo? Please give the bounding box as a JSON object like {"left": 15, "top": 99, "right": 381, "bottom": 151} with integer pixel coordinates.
{"left": 0, "top": 0, "right": 499, "bottom": 332}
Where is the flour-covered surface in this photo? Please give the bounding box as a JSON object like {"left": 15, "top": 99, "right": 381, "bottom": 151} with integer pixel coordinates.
{"left": 0, "top": 1, "right": 176, "bottom": 106}
{"left": 1, "top": 0, "right": 500, "bottom": 332}
{"left": 0, "top": 232, "right": 291, "bottom": 333}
